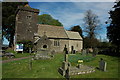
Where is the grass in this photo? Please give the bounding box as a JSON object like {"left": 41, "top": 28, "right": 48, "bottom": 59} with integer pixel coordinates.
{"left": 2, "top": 53, "right": 119, "bottom": 79}
{"left": 2, "top": 53, "right": 33, "bottom": 60}
{"left": 2, "top": 48, "right": 31, "bottom": 60}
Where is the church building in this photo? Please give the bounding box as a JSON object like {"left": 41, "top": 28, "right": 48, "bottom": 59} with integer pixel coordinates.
{"left": 15, "top": 4, "right": 83, "bottom": 53}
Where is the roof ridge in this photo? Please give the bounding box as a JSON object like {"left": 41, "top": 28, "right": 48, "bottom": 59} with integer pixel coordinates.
{"left": 38, "top": 24, "right": 64, "bottom": 28}
{"left": 66, "top": 30, "right": 79, "bottom": 33}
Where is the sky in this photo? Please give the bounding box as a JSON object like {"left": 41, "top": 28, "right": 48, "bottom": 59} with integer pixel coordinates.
{"left": 29, "top": 2, "right": 114, "bottom": 39}
{"left": 3, "top": 1, "right": 115, "bottom": 45}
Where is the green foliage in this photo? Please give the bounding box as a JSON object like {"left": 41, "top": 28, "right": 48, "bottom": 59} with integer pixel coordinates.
{"left": 98, "top": 41, "right": 111, "bottom": 50}
{"left": 69, "top": 25, "right": 83, "bottom": 38}
{"left": 107, "top": 1, "right": 120, "bottom": 53}
{"left": 2, "top": 2, "right": 28, "bottom": 47}
{"left": 83, "top": 37, "right": 100, "bottom": 48}
{"left": 38, "top": 14, "right": 63, "bottom": 26}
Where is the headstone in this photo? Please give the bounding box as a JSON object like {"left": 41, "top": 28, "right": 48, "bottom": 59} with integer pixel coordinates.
{"left": 99, "top": 58, "right": 107, "bottom": 71}
{"left": 93, "top": 48, "right": 98, "bottom": 57}
{"left": 73, "top": 50, "right": 76, "bottom": 54}
{"left": 64, "top": 45, "right": 67, "bottom": 52}
{"left": 51, "top": 50, "right": 55, "bottom": 57}
{"left": 82, "top": 49, "right": 86, "bottom": 56}
{"left": 86, "top": 49, "right": 89, "bottom": 55}
{"left": 62, "top": 61, "right": 68, "bottom": 70}
{"left": 59, "top": 45, "right": 71, "bottom": 77}
{"left": 65, "top": 66, "right": 70, "bottom": 79}
{"left": 34, "top": 49, "right": 51, "bottom": 59}
{"left": 29, "top": 59, "right": 32, "bottom": 70}
{"left": 78, "top": 64, "right": 82, "bottom": 69}
{"left": 65, "top": 53, "right": 68, "bottom": 62}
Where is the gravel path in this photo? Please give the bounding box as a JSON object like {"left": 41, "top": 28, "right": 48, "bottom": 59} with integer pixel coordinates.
{"left": 1, "top": 56, "right": 33, "bottom": 63}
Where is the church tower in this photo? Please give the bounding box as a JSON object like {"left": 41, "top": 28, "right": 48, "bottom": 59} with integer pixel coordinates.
{"left": 15, "top": 4, "right": 39, "bottom": 43}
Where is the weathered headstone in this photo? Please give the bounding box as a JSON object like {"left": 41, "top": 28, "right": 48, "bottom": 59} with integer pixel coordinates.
{"left": 86, "top": 48, "right": 89, "bottom": 55}
{"left": 73, "top": 50, "right": 76, "bottom": 54}
{"left": 59, "top": 45, "right": 71, "bottom": 77}
{"left": 93, "top": 48, "right": 98, "bottom": 57}
{"left": 82, "top": 49, "right": 86, "bottom": 56}
{"left": 29, "top": 59, "right": 32, "bottom": 70}
{"left": 78, "top": 64, "right": 82, "bottom": 69}
{"left": 50, "top": 50, "right": 55, "bottom": 57}
{"left": 99, "top": 58, "right": 107, "bottom": 71}
{"left": 65, "top": 66, "right": 70, "bottom": 79}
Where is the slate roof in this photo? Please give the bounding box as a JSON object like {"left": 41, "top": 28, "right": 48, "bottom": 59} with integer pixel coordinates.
{"left": 65, "top": 30, "right": 83, "bottom": 40}
{"left": 37, "top": 24, "right": 68, "bottom": 39}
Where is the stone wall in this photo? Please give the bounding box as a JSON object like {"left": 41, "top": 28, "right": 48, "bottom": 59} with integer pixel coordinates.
{"left": 49, "top": 39, "right": 69, "bottom": 53}
{"left": 15, "top": 6, "right": 39, "bottom": 42}
{"left": 68, "top": 40, "right": 83, "bottom": 52}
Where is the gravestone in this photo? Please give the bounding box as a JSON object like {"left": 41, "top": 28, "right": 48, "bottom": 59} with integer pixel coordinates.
{"left": 50, "top": 50, "right": 55, "bottom": 57}
{"left": 29, "top": 59, "right": 32, "bottom": 70}
{"left": 99, "top": 58, "right": 107, "bottom": 71}
{"left": 65, "top": 66, "right": 70, "bottom": 79}
{"left": 78, "top": 64, "right": 82, "bottom": 69}
{"left": 86, "top": 48, "right": 89, "bottom": 55}
{"left": 59, "top": 45, "right": 96, "bottom": 77}
{"left": 82, "top": 49, "right": 86, "bottom": 56}
{"left": 58, "top": 45, "right": 71, "bottom": 77}
{"left": 34, "top": 49, "right": 51, "bottom": 59}
{"left": 73, "top": 50, "right": 76, "bottom": 54}
{"left": 93, "top": 48, "right": 98, "bottom": 57}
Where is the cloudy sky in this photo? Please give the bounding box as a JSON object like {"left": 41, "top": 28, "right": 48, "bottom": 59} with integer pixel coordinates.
{"left": 3, "top": 1, "right": 115, "bottom": 45}
{"left": 29, "top": 2, "right": 114, "bottom": 39}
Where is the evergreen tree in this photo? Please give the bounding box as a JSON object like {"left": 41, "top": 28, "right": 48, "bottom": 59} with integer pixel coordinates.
{"left": 2, "top": 2, "right": 28, "bottom": 47}
{"left": 107, "top": 1, "right": 120, "bottom": 53}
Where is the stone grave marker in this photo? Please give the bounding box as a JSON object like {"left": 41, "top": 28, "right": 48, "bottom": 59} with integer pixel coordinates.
{"left": 73, "top": 50, "right": 76, "bottom": 54}
{"left": 82, "top": 49, "right": 86, "bottom": 56}
{"left": 93, "top": 48, "right": 98, "bottom": 57}
{"left": 99, "top": 58, "right": 107, "bottom": 71}
{"left": 29, "top": 59, "right": 32, "bottom": 70}
{"left": 50, "top": 50, "right": 55, "bottom": 57}
{"left": 86, "top": 48, "right": 89, "bottom": 55}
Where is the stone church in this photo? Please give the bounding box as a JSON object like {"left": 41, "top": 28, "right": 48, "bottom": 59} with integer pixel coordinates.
{"left": 15, "top": 4, "right": 83, "bottom": 53}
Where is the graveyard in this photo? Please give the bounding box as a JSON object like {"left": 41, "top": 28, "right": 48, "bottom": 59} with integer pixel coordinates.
{"left": 2, "top": 2, "right": 120, "bottom": 80}
{"left": 2, "top": 52, "right": 119, "bottom": 78}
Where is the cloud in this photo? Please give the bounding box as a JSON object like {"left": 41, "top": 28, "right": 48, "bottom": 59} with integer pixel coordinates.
{"left": 29, "top": 2, "right": 114, "bottom": 39}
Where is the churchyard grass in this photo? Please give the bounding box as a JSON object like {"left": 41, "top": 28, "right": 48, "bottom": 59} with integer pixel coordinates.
{"left": 2, "top": 53, "right": 33, "bottom": 60}
{"left": 2, "top": 53, "right": 119, "bottom": 78}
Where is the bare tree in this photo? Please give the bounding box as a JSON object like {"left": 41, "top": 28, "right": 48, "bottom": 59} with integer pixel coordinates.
{"left": 83, "top": 10, "right": 101, "bottom": 48}
{"left": 83, "top": 10, "right": 101, "bottom": 39}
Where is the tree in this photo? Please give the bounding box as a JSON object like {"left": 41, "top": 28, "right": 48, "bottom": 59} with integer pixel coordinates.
{"left": 83, "top": 10, "right": 101, "bottom": 48}
{"left": 38, "top": 14, "right": 63, "bottom": 26}
{"left": 83, "top": 37, "right": 100, "bottom": 49}
{"left": 83, "top": 10, "right": 101, "bottom": 39}
{"left": 70, "top": 25, "right": 83, "bottom": 38}
{"left": 107, "top": 1, "right": 120, "bottom": 53}
{"left": 2, "top": 2, "right": 28, "bottom": 48}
